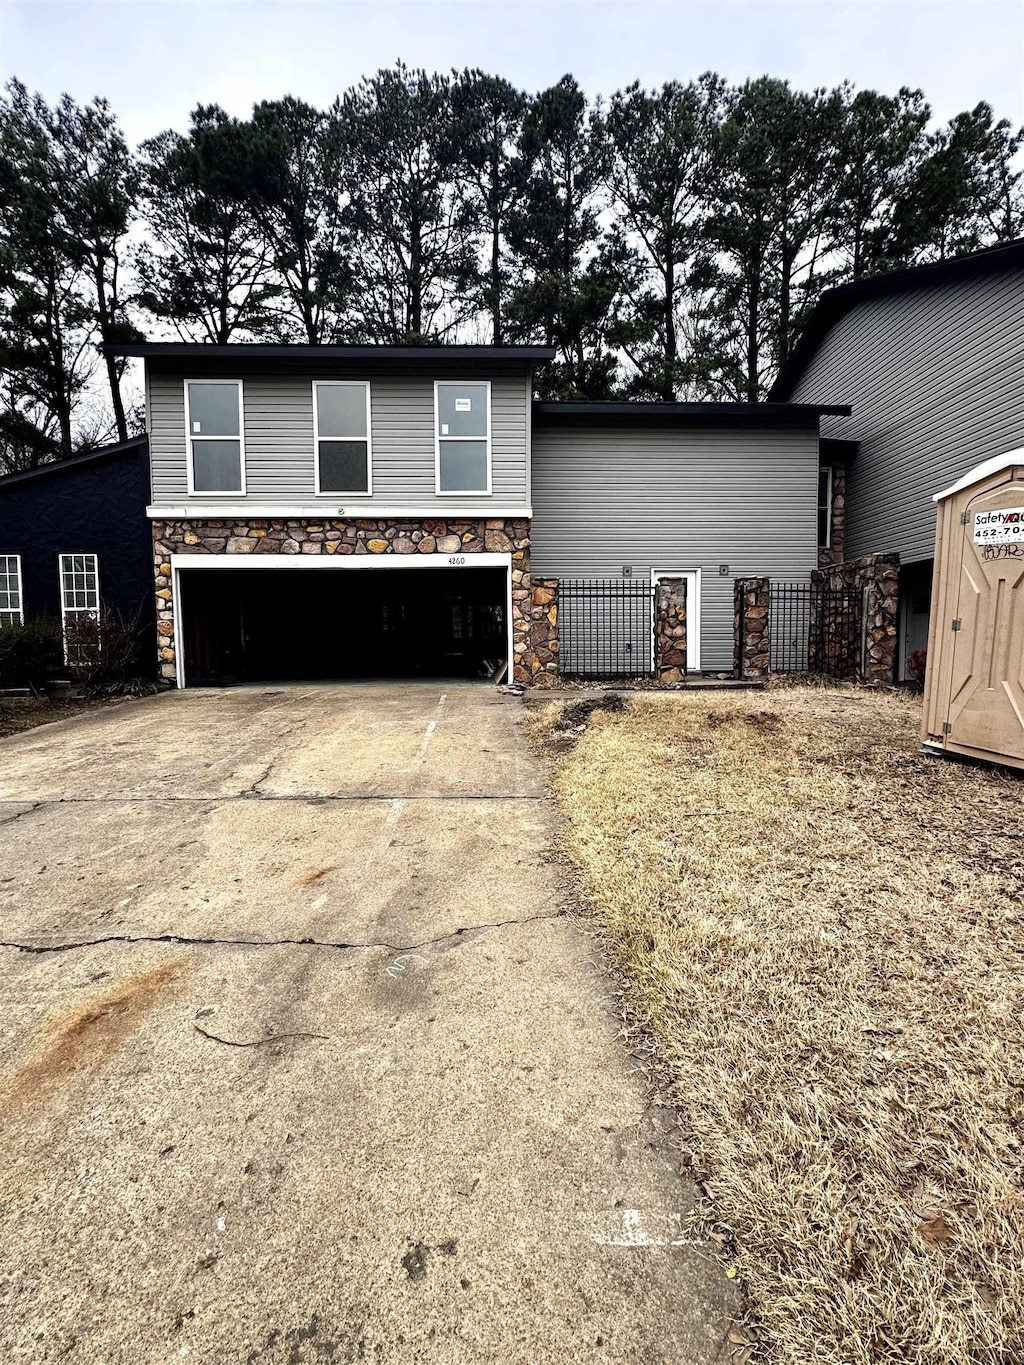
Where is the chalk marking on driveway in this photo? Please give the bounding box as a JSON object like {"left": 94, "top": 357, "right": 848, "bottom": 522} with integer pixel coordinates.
{"left": 578, "top": 1209, "right": 696, "bottom": 1248}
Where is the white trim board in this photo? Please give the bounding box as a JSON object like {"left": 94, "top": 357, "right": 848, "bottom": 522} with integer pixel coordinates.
{"left": 651, "top": 569, "right": 701, "bottom": 672}
{"left": 169, "top": 551, "right": 514, "bottom": 689}
{"left": 169, "top": 552, "right": 513, "bottom": 571}
{"left": 149, "top": 505, "right": 532, "bottom": 520}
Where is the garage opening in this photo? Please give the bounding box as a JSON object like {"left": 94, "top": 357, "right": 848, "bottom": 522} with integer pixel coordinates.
{"left": 178, "top": 566, "right": 509, "bottom": 685}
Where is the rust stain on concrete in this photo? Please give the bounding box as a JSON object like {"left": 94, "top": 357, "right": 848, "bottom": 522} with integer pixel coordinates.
{"left": 296, "top": 866, "right": 336, "bottom": 886}
{"left": 1, "top": 961, "right": 183, "bottom": 1115}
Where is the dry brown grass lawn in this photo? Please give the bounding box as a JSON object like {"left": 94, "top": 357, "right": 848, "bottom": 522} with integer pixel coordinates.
{"left": 530, "top": 686, "right": 1024, "bottom": 1364}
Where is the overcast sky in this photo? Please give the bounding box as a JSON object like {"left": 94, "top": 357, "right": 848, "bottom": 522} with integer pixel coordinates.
{"left": 1, "top": 0, "right": 1022, "bottom": 144}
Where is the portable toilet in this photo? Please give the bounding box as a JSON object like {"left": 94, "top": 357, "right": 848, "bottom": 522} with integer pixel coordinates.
{"left": 922, "top": 448, "right": 1024, "bottom": 770}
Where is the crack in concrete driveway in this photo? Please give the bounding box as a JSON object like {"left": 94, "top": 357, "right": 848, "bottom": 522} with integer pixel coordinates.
{"left": 0, "top": 907, "right": 568, "bottom": 957}
{"left": 0, "top": 682, "right": 737, "bottom": 1364}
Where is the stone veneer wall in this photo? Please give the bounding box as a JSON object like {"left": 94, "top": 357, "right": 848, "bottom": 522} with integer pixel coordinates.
{"left": 818, "top": 465, "right": 846, "bottom": 568}
{"left": 522, "top": 579, "right": 559, "bottom": 686}
{"left": 733, "top": 577, "right": 771, "bottom": 678}
{"left": 152, "top": 516, "right": 558, "bottom": 687}
{"left": 654, "top": 577, "right": 688, "bottom": 683}
{"left": 812, "top": 552, "right": 900, "bottom": 685}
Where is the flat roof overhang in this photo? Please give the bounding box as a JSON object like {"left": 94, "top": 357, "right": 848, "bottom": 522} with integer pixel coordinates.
{"left": 532, "top": 400, "right": 852, "bottom": 429}
{"left": 103, "top": 341, "right": 556, "bottom": 367}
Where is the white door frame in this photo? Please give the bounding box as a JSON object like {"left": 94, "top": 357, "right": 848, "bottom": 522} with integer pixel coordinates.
{"left": 169, "top": 551, "right": 514, "bottom": 688}
{"left": 651, "top": 569, "right": 701, "bottom": 672}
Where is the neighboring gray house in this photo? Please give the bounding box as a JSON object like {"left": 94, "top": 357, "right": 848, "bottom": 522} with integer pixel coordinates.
{"left": 106, "top": 340, "right": 845, "bottom": 687}
{"left": 770, "top": 238, "right": 1024, "bottom": 679}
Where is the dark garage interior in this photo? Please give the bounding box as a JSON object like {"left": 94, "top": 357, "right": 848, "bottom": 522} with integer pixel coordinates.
{"left": 178, "top": 566, "right": 509, "bottom": 686}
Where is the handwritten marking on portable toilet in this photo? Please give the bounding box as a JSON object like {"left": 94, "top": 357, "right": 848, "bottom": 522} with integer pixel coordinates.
{"left": 922, "top": 448, "right": 1024, "bottom": 771}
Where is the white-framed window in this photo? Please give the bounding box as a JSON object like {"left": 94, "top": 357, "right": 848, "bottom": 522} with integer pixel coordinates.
{"left": 818, "top": 466, "right": 833, "bottom": 548}
{"left": 185, "top": 380, "right": 245, "bottom": 494}
{"left": 434, "top": 381, "right": 491, "bottom": 495}
{"left": 59, "top": 553, "right": 100, "bottom": 663}
{"left": 0, "top": 554, "right": 23, "bottom": 627}
{"left": 0, "top": 555, "right": 23, "bottom": 626}
{"left": 313, "top": 381, "right": 372, "bottom": 495}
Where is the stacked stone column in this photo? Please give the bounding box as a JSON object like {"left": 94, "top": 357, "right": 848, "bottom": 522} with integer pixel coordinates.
{"left": 862, "top": 555, "right": 900, "bottom": 685}
{"left": 733, "top": 577, "right": 771, "bottom": 678}
{"left": 654, "top": 577, "right": 687, "bottom": 683}
{"left": 516, "top": 578, "right": 559, "bottom": 686}
{"left": 812, "top": 552, "right": 900, "bottom": 685}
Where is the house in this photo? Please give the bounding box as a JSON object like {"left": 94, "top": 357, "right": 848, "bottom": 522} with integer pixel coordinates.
{"left": 769, "top": 238, "right": 1024, "bottom": 680}
{"left": 100, "top": 341, "right": 847, "bottom": 687}
{"left": 0, "top": 434, "right": 156, "bottom": 666}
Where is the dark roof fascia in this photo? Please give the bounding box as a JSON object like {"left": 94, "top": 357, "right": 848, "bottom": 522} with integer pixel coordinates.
{"left": 0, "top": 435, "right": 148, "bottom": 491}
{"left": 820, "top": 438, "right": 860, "bottom": 464}
{"left": 769, "top": 237, "right": 1024, "bottom": 401}
{"left": 532, "top": 401, "right": 850, "bottom": 429}
{"left": 103, "top": 342, "right": 556, "bottom": 367}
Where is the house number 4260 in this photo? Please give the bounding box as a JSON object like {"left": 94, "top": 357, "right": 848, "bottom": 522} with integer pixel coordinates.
{"left": 448, "top": 556, "right": 467, "bottom": 566}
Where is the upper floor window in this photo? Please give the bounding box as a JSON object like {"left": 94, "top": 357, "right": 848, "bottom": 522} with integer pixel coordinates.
{"left": 313, "top": 382, "right": 372, "bottom": 495}
{"left": 818, "top": 467, "right": 833, "bottom": 547}
{"left": 0, "top": 555, "right": 23, "bottom": 626}
{"left": 435, "top": 382, "right": 491, "bottom": 495}
{"left": 185, "top": 380, "right": 245, "bottom": 494}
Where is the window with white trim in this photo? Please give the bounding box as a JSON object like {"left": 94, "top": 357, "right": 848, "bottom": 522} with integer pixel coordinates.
{"left": 435, "top": 382, "right": 491, "bottom": 494}
{"left": 186, "top": 380, "right": 244, "bottom": 493}
{"left": 0, "top": 555, "right": 23, "bottom": 626}
{"left": 818, "top": 467, "right": 833, "bottom": 548}
{"left": 59, "top": 553, "right": 100, "bottom": 662}
{"left": 313, "top": 382, "right": 372, "bottom": 494}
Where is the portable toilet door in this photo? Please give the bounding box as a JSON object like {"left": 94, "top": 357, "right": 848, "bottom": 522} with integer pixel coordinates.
{"left": 922, "top": 448, "right": 1024, "bottom": 770}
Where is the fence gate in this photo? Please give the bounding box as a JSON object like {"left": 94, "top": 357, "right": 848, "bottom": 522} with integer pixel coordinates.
{"left": 558, "top": 579, "right": 656, "bottom": 679}
{"left": 769, "top": 581, "right": 864, "bottom": 679}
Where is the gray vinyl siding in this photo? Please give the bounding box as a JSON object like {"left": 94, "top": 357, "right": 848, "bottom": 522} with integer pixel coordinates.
{"left": 530, "top": 425, "right": 820, "bottom": 672}
{"left": 147, "top": 364, "right": 530, "bottom": 507}
{"left": 789, "top": 267, "right": 1024, "bottom": 565}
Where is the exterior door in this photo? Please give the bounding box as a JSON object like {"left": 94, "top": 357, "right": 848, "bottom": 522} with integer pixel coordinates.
{"left": 944, "top": 482, "right": 1024, "bottom": 761}
{"left": 652, "top": 570, "right": 700, "bottom": 671}
{"left": 898, "top": 567, "right": 933, "bottom": 682}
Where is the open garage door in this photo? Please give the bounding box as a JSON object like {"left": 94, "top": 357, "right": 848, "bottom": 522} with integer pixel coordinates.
{"left": 178, "top": 565, "right": 509, "bottom": 686}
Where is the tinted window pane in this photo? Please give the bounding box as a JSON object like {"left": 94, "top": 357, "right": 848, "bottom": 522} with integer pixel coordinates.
{"left": 188, "top": 383, "right": 240, "bottom": 437}
{"left": 438, "top": 439, "right": 488, "bottom": 492}
{"left": 319, "top": 440, "right": 369, "bottom": 493}
{"left": 192, "top": 439, "right": 242, "bottom": 491}
{"left": 437, "top": 384, "right": 488, "bottom": 438}
{"left": 316, "top": 384, "right": 367, "bottom": 438}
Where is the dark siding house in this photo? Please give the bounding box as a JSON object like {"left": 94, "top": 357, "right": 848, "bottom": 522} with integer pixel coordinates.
{"left": 770, "top": 238, "right": 1024, "bottom": 678}
{"left": 0, "top": 435, "right": 156, "bottom": 669}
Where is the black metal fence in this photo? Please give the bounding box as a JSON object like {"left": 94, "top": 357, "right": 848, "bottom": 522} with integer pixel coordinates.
{"left": 558, "top": 579, "right": 655, "bottom": 679}
{"left": 769, "top": 581, "right": 864, "bottom": 678}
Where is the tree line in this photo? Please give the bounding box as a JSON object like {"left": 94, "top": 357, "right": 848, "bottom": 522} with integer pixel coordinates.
{"left": 1, "top": 64, "right": 1020, "bottom": 472}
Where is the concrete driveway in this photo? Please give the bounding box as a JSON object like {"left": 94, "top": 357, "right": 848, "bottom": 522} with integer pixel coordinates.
{"left": 0, "top": 684, "right": 734, "bottom": 1364}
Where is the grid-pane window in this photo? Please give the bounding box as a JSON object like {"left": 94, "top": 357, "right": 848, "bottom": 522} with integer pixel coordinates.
{"left": 818, "top": 467, "right": 833, "bottom": 548}
{"left": 314, "top": 383, "right": 371, "bottom": 494}
{"left": 0, "top": 555, "right": 23, "bottom": 626}
{"left": 436, "top": 383, "right": 490, "bottom": 493}
{"left": 59, "top": 553, "right": 100, "bottom": 663}
{"left": 186, "top": 381, "right": 244, "bottom": 492}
